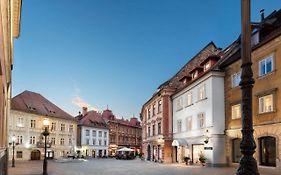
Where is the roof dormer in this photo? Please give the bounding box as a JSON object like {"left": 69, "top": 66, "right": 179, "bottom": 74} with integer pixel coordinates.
{"left": 200, "top": 55, "right": 220, "bottom": 72}
{"left": 189, "top": 66, "right": 203, "bottom": 80}
{"left": 179, "top": 75, "right": 192, "bottom": 84}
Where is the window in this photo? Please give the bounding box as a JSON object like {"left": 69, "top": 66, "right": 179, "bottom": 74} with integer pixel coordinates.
{"left": 177, "top": 120, "right": 182, "bottom": 133}
{"left": 204, "top": 61, "right": 211, "bottom": 71}
{"left": 16, "top": 151, "right": 23, "bottom": 159}
{"left": 153, "top": 104, "right": 156, "bottom": 116}
{"left": 186, "top": 92, "right": 192, "bottom": 106}
{"left": 85, "top": 129, "right": 90, "bottom": 136}
{"left": 69, "top": 125, "right": 73, "bottom": 132}
{"left": 198, "top": 113, "right": 205, "bottom": 128}
{"left": 158, "top": 122, "right": 161, "bottom": 135}
{"left": 148, "top": 108, "right": 151, "bottom": 119}
{"left": 98, "top": 131, "right": 102, "bottom": 137}
{"left": 92, "top": 139, "right": 96, "bottom": 145}
{"left": 232, "top": 71, "right": 241, "bottom": 88}
{"left": 198, "top": 85, "right": 206, "bottom": 100}
{"left": 176, "top": 97, "right": 183, "bottom": 111}
{"left": 17, "top": 117, "right": 24, "bottom": 127}
{"left": 152, "top": 125, "right": 155, "bottom": 136}
{"left": 60, "top": 124, "right": 65, "bottom": 131}
{"left": 29, "top": 136, "right": 36, "bottom": 144}
{"left": 69, "top": 138, "right": 72, "bottom": 145}
{"left": 231, "top": 104, "right": 241, "bottom": 119}
{"left": 259, "top": 94, "right": 273, "bottom": 113}
{"left": 186, "top": 117, "right": 192, "bottom": 131}
{"left": 148, "top": 126, "right": 151, "bottom": 137}
{"left": 86, "top": 139, "right": 89, "bottom": 145}
{"left": 158, "top": 100, "right": 162, "bottom": 113}
{"left": 104, "top": 140, "right": 107, "bottom": 146}
{"left": 30, "top": 120, "right": 36, "bottom": 128}
{"left": 60, "top": 138, "right": 65, "bottom": 145}
{"left": 99, "top": 140, "right": 102, "bottom": 146}
{"left": 104, "top": 132, "right": 107, "bottom": 138}
{"left": 259, "top": 55, "right": 273, "bottom": 76}
{"left": 192, "top": 71, "right": 198, "bottom": 79}
{"left": 51, "top": 138, "right": 56, "bottom": 145}
{"left": 17, "top": 136, "right": 23, "bottom": 144}
{"left": 92, "top": 130, "right": 97, "bottom": 137}
{"left": 51, "top": 122, "right": 56, "bottom": 131}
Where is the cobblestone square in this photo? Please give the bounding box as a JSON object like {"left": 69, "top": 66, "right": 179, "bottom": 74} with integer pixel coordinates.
{"left": 8, "top": 159, "right": 280, "bottom": 175}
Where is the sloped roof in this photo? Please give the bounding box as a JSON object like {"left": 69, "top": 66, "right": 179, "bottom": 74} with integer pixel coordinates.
{"left": 11, "top": 90, "right": 75, "bottom": 121}
{"left": 77, "top": 110, "right": 108, "bottom": 129}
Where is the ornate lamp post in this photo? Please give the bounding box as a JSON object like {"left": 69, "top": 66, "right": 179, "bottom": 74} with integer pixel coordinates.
{"left": 42, "top": 118, "right": 50, "bottom": 175}
{"left": 11, "top": 135, "right": 17, "bottom": 167}
{"left": 237, "top": 0, "right": 259, "bottom": 174}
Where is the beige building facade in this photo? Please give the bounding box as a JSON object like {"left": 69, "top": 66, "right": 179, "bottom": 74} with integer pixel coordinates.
{"left": 0, "top": 0, "right": 22, "bottom": 174}
{"left": 8, "top": 91, "right": 77, "bottom": 161}
{"left": 220, "top": 10, "right": 281, "bottom": 169}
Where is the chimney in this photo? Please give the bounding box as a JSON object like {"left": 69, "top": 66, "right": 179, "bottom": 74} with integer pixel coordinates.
{"left": 260, "top": 9, "right": 265, "bottom": 22}
{"left": 82, "top": 107, "right": 88, "bottom": 116}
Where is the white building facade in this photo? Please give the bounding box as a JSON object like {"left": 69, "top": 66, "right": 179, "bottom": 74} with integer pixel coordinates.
{"left": 78, "top": 126, "right": 109, "bottom": 157}
{"left": 76, "top": 109, "right": 109, "bottom": 158}
{"left": 172, "top": 71, "right": 226, "bottom": 166}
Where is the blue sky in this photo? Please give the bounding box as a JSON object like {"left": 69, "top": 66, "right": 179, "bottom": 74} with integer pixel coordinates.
{"left": 13, "top": 0, "right": 280, "bottom": 118}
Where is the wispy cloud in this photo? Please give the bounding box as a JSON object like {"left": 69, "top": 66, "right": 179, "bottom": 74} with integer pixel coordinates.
{"left": 72, "top": 96, "right": 100, "bottom": 112}
{"left": 71, "top": 80, "right": 100, "bottom": 112}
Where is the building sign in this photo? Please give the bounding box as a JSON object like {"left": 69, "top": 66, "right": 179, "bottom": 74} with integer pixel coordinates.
{"left": 204, "top": 147, "right": 213, "bottom": 150}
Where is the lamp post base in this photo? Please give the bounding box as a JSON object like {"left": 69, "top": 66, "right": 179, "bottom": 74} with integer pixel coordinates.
{"left": 237, "top": 155, "right": 259, "bottom": 175}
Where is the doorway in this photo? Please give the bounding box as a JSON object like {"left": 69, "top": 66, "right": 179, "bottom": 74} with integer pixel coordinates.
{"left": 259, "top": 136, "right": 276, "bottom": 167}
{"left": 192, "top": 144, "right": 204, "bottom": 164}
{"left": 31, "top": 150, "right": 41, "bottom": 160}
{"left": 147, "top": 145, "right": 151, "bottom": 161}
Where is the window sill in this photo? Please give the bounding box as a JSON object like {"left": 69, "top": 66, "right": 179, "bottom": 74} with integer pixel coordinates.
{"left": 257, "top": 111, "right": 275, "bottom": 116}
{"left": 257, "top": 70, "right": 276, "bottom": 80}
{"left": 185, "top": 103, "right": 194, "bottom": 108}
{"left": 196, "top": 97, "right": 208, "bottom": 103}
{"left": 231, "top": 117, "right": 241, "bottom": 121}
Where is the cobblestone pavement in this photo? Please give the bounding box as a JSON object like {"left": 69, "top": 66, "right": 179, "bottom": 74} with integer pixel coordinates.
{"left": 8, "top": 158, "right": 280, "bottom": 175}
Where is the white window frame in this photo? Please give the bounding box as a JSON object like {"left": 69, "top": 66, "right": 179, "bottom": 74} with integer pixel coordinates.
{"left": 198, "top": 84, "right": 206, "bottom": 101}
{"left": 176, "top": 97, "right": 183, "bottom": 111}
{"left": 231, "top": 104, "right": 241, "bottom": 119}
{"left": 197, "top": 113, "right": 205, "bottom": 129}
{"left": 232, "top": 71, "right": 241, "bottom": 88}
{"left": 259, "top": 54, "right": 274, "bottom": 76}
{"left": 186, "top": 116, "right": 192, "bottom": 131}
{"left": 259, "top": 94, "right": 274, "bottom": 114}
{"left": 185, "top": 92, "right": 192, "bottom": 106}
{"left": 177, "top": 119, "right": 182, "bottom": 133}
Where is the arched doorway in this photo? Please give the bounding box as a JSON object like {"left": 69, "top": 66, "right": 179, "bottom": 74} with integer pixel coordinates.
{"left": 259, "top": 136, "right": 276, "bottom": 167}
{"left": 147, "top": 145, "right": 151, "bottom": 161}
{"left": 31, "top": 150, "right": 41, "bottom": 160}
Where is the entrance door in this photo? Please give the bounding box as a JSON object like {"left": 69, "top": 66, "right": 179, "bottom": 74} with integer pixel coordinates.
{"left": 232, "top": 138, "right": 242, "bottom": 163}
{"left": 31, "top": 150, "right": 41, "bottom": 160}
{"left": 147, "top": 145, "right": 151, "bottom": 161}
{"left": 192, "top": 144, "right": 204, "bottom": 164}
{"left": 259, "top": 136, "right": 276, "bottom": 167}
{"left": 92, "top": 150, "right": 96, "bottom": 158}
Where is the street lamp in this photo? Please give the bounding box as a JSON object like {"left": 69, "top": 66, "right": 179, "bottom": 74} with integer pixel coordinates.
{"left": 42, "top": 118, "right": 50, "bottom": 175}
{"left": 11, "top": 135, "right": 17, "bottom": 167}
{"left": 237, "top": 0, "right": 259, "bottom": 174}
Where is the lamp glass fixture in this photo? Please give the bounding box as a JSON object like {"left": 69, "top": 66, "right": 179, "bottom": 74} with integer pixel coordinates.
{"left": 43, "top": 118, "right": 49, "bottom": 126}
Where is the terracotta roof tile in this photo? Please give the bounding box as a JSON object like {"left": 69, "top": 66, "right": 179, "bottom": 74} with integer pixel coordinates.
{"left": 11, "top": 90, "right": 75, "bottom": 121}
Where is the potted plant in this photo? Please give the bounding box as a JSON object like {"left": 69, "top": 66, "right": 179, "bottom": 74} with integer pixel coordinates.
{"left": 183, "top": 157, "right": 190, "bottom": 165}
{"left": 198, "top": 153, "right": 206, "bottom": 166}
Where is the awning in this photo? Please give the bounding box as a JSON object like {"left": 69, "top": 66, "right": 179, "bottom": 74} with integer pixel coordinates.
{"left": 172, "top": 139, "right": 188, "bottom": 147}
